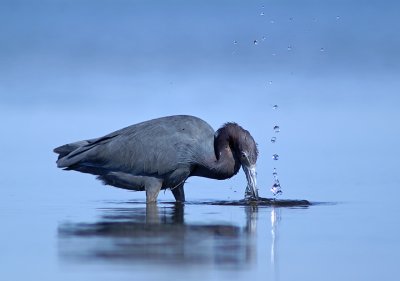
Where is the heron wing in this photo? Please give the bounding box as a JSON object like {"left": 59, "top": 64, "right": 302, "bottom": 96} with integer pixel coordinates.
{"left": 55, "top": 115, "right": 214, "bottom": 178}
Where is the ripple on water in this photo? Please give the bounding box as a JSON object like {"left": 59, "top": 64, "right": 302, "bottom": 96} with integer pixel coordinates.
{"left": 190, "top": 197, "right": 312, "bottom": 207}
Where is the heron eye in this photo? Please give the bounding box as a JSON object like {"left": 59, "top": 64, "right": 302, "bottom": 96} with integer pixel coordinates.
{"left": 241, "top": 152, "right": 247, "bottom": 158}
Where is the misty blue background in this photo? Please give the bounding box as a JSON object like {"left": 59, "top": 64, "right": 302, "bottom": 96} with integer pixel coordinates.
{"left": 1, "top": 0, "right": 399, "bottom": 280}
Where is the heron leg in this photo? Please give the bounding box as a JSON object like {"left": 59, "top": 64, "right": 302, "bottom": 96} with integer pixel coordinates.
{"left": 171, "top": 183, "right": 185, "bottom": 202}
{"left": 144, "top": 178, "right": 163, "bottom": 203}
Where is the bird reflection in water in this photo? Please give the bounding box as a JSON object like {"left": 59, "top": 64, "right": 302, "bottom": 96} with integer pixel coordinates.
{"left": 59, "top": 200, "right": 303, "bottom": 276}
{"left": 59, "top": 203, "right": 257, "bottom": 268}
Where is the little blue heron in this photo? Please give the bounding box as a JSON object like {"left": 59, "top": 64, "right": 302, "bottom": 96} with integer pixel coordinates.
{"left": 54, "top": 115, "right": 258, "bottom": 202}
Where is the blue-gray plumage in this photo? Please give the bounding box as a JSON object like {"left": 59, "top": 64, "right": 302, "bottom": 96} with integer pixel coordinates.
{"left": 54, "top": 115, "right": 258, "bottom": 202}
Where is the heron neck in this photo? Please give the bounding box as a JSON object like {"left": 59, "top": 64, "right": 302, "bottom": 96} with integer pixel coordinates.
{"left": 213, "top": 124, "right": 242, "bottom": 178}
{"left": 212, "top": 147, "right": 241, "bottom": 179}
{"left": 193, "top": 127, "right": 241, "bottom": 180}
{"left": 191, "top": 123, "right": 242, "bottom": 180}
{"left": 192, "top": 148, "right": 240, "bottom": 180}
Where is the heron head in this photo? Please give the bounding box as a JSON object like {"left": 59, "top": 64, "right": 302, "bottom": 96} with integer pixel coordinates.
{"left": 216, "top": 122, "right": 259, "bottom": 199}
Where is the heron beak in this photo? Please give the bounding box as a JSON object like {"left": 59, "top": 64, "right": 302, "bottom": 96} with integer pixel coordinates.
{"left": 242, "top": 164, "right": 259, "bottom": 200}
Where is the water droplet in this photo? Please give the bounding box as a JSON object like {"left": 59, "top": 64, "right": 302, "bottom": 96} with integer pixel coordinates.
{"left": 336, "top": 16, "right": 340, "bottom": 20}
{"left": 272, "top": 154, "right": 279, "bottom": 160}
{"left": 233, "top": 40, "right": 238, "bottom": 45}
{"left": 320, "top": 47, "right": 325, "bottom": 52}
{"left": 272, "top": 53, "right": 276, "bottom": 56}
{"left": 289, "top": 17, "right": 294, "bottom": 21}
{"left": 271, "top": 137, "right": 277, "bottom": 143}
{"left": 287, "top": 45, "right": 292, "bottom": 51}
{"left": 273, "top": 125, "right": 280, "bottom": 133}
{"left": 253, "top": 40, "right": 258, "bottom": 45}
{"left": 270, "top": 20, "right": 275, "bottom": 24}
{"left": 268, "top": 80, "right": 273, "bottom": 85}
{"left": 271, "top": 183, "right": 283, "bottom": 196}
{"left": 272, "top": 104, "right": 278, "bottom": 110}
{"left": 273, "top": 170, "right": 278, "bottom": 179}
{"left": 271, "top": 168, "right": 282, "bottom": 195}
{"left": 260, "top": 12, "right": 265, "bottom": 16}
{"left": 261, "top": 5, "right": 265, "bottom": 8}
{"left": 262, "top": 36, "right": 267, "bottom": 41}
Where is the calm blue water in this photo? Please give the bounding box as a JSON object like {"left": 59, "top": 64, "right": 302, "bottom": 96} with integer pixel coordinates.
{"left": 1, "top": 0, "right": 400, "bottom": 280}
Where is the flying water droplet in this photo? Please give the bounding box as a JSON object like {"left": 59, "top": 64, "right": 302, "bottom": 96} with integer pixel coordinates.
{"left": 253, "top": 40, "right": 258, "bottom": 45}
{"left": 273, "top": 125, "right": 280, "bottom": 133}
{"left": 271, "top": 137, "right": 277, "bottom": 143}
{"left": 262, "top": 36, "right": 267, "bottom": 41}
{"left": 287, "top": 45, "right": 292, "bottom": 51}
{"left": 271, "top": 182, "right": 283, "bottom": 196}
{"left": 272, "top": 104, "right": 278, "bottom": 110}
{"left": 271, "top": 168, "right": 282, "bottom": 196}
{"left": 260, "top": 12, "right": 265, "bottom": 16}
{"left": 272, "top": 168, "right": 278, "bottom": 179}
{"left": 268, "top": 80, "right": 273, "bottom": 85}
{"left": 336, "top": 16, "right": 340, "bottom": 20}
{"left": 272, "top": 154, "right": 279, "bottom": 160}
{"left": 320, "top": 47, "right": 325, "bottom": 52}
{"left": 270, "top": 20, "right": 275, "bottom": 24}
{"left": 233, "top": 40, "right": 238, "bottom": 45}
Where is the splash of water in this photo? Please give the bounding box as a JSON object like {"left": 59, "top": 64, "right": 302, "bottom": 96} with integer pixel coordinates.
{"left": 271, "top": 168, "right": 283, "bottom": 196}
